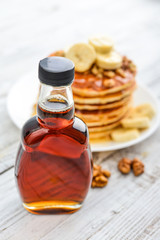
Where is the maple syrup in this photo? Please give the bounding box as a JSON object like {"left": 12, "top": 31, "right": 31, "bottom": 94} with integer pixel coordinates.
{"left": 15, "top": 57, "right": 92, "bottom": 214}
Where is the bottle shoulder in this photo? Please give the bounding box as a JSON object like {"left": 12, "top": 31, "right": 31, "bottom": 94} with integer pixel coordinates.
{"left": 22, "top": 116, "right": 40, "bottom": 138}
{"left": 60, "top": 116, "right": 89, "bottom": 145}
{"left": 21, "top": 116, "right": 47, "bottom": 147}
{"left": 22, "top": 116, "right": 88, "bottom": 134}
{"left": 21, "top": 115, "right": 89, "bottom": 147}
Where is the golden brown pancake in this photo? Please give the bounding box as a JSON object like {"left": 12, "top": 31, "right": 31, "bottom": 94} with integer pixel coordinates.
{"left": 75, "top": 95, "right": 132, "bottom": 110}
{"left": 89, "top": 122, "right": 121, "bottom": 133}
{"left": 72, "top": 56, "right": 136, "bottom": 98}
{"left": 89, "top": 135, "right": 111, "bottom": 144}
{"left": 88, "top": 110, "right": 131, "bottom": 132}
{"left": 72, "top": 73, "right": 135, "bottom": 97}
{"left": 75, "top": 101, "right": 131, "bottom": 119}
{"left": 89, "top": 130, "right": 112, "bottom": 139}
{"left": 73, "top": 83, "right": 136, "bottom": 105}
{"left": 79, "top": 106, "right": 130, "bottom": 128}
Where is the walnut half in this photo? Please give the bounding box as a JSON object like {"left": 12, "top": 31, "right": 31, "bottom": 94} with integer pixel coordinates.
{"left": 92, "top": 164, "right": 111, "bottom": 188}
{"left": 118, "top": 158, "right": 132, "bottom": 174}
{"left": 118, "top": 157, "right": 144, "bottom": 176}
{"left": 132, "top": 158, "right": 144, "bottom": 176}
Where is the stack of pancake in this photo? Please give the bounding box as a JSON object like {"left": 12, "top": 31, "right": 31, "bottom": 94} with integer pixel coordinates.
{"left": 72, "top": 56, "right": 136, "bottom": 142}
{"left": 63, "top": 37, "right": 137, "bottom": 142}
{"left": 35, "top": 36, "right": 137, "bottom": 143}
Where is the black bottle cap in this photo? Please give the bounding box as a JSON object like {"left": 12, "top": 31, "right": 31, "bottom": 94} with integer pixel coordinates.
{"left": 38, "top": 57, "right": 75, "bottom": 86}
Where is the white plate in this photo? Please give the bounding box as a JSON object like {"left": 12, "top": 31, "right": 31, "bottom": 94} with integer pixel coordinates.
{"left": 7, "top": 73, "right": 160, "bottom": 152}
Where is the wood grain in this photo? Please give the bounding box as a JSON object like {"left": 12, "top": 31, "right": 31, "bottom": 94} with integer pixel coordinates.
{"left": 0, "top": 0, "right": 160, "bottom": 239}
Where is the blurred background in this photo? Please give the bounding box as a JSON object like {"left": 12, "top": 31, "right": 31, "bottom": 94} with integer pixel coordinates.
{"left": 1, "top": 0, "right": 160, "bottom": 169}
{"left": 1, "top": 0, "right": 160, "bottom": 92}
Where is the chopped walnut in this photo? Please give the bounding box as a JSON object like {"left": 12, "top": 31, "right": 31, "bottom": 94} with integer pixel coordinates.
{"left": 98, "top": 67, "right": 104, "bottom": 73}
{"left": 95, "top": 175, "right": 108, "bottom": 183}
{"left": 122, "top": 56, "right": 137, "bottom": 74}
{"left": 122, "top": 56, "right": 130, "bottom": 69}
{"left": 93, "top": 169, "right": 101, "bottom": 178}
{"left": 118, "top": 158, "right": 132, "bottom": 174}
{"left": 97, "top": 73, "right": 103, "bottom": 78}
{"left": 103, "top": 79, "right": 115, "bottom": 88}
{"left": 116, "top": 68, "right": 126, "bottom": 78}
{"left": 91, "top": 65, "right": 98, "bottom": 75}
{"left": 104, "top": 71, "right": 115, "bottom": 78}
{"left": 92, "top": 180, "right": 108, "bottom": 188}
{"left": 132, "top": 158, "right": 144, "bottom": 176}
{"left": 101, "top": 169, "right": 111, "bottom": 178}
{"left": 93, "top": 164, "right": 101, "bottom": 171}
{"left": 92, "top": 164, "right": 111, "bottom": 188}
{"left": 54, "top": 50, "right": 65, "bottom": 57}
{"left": 129, "top": 62, "right": 137, "bottom": 73}
{"left": 84, "top": 70, "right": 90, "bottom": 75}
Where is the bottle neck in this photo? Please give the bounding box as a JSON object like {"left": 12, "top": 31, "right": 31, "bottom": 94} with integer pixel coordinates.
{"left": 37, "top": 83, "right": 74, "bottom": 129}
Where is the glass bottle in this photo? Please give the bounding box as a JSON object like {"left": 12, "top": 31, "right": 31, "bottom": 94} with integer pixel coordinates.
{"left": 15, "top": 57, "right": 93, "bottom": 214}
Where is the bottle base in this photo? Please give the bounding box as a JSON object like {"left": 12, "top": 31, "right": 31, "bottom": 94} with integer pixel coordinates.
{"left": 23, "top": 201, "right": 82, "bottom": 214}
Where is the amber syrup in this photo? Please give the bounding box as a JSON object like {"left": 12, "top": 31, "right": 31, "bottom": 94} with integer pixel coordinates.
{"left": 15, "top": 98, "right": 92, "bottom": 214}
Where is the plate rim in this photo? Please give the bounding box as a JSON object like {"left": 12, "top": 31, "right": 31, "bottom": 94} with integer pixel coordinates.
{"left": 7, "top": 77, "right": 160, "bottom": 152}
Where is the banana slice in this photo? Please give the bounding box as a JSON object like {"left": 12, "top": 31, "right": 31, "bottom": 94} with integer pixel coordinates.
{"left": 111, "top": 128, "right": 140, "bottom": 142}
{"left": 96, "top": 51, "right": 122, "bottom": 70}
{"left": 65, "top": 43, "right": 96, "bottom": 72}
{"left": 89, "top": 36, "right": 114, "bottom": 53}
{"left": 131, "top": 104, "right": 155, "bottom": 119}
{"left": 121, "top": 117, "right": 150, "bottom": 129}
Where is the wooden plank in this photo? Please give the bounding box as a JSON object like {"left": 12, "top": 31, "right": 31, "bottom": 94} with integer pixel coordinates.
{"left": 89, "top": 182, "right": 160, "bottom": 240}
{"left": 1, "top": 128, "right": 160, "bottom": 240}
{"left": 0, "top": 168, "right": 69, "bottom": 240}
{"left": 1, "top": 0, "right": 160, "bottom": 239}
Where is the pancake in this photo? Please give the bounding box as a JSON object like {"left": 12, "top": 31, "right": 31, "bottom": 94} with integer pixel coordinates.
{"left": 89, "top": 130, "right": 112, "bottom": 139}
{"left": 75, "top": 101, "right": 131, "bottom": 120}
{"left": 72, "top": 73, "right": 135, "bottom": 97}
{"left": 72, "top": 56, "right": 136, "bottom": 97}
{"left": 89, "top": 135, "right": 111, "bottom": 144}
{"left": 73, "top": 83, "right": 136, "bottom": 105}
{"left": 88, "top": 110, "right": 131, "bottom": 132}
{"left": 82, "top": 106, "right": 130, "bottom": 127}
{"left": 75, "top": 95, "right": 131, "bottom": 110}
{"left": 89, "top": 120, "right": 122, "bottom": 131}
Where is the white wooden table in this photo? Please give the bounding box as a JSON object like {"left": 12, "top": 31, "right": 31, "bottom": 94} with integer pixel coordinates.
{"left": 1, "top": 0, "right": 160, "bottom": 239}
